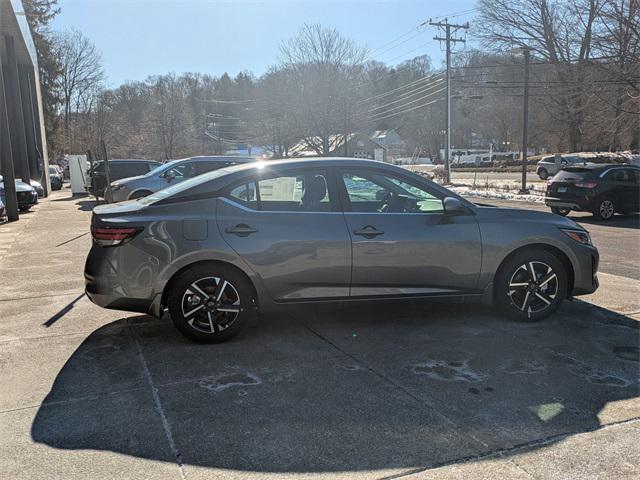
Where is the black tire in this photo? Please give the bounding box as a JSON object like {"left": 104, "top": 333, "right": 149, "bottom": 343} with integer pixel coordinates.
{"left": 592, "top": 195, "right": 615, "bottom": 221}
{"left": 129, "top": 190, "right": 152, "bottom": 200}
{"left": 538, "top": 168, "right": 548, "bottom": 180}
{"left": 550, "top": 206, "right": 570, "bottom": 216}
{"left": 495, "top": 249, "right": 568, "bottom": 322}
{"left": 19, "top": 206, "right": 31, "bottom": 212}
{"left": 167, "top": 263, "right": 255, "bottom": 343}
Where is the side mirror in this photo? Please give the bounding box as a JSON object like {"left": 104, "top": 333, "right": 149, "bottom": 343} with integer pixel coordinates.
{"left": 163, "top": 171, "right": 175, "bottom": 182}
{"left": 443, "top": 197, "right": 464, "bottom": 215}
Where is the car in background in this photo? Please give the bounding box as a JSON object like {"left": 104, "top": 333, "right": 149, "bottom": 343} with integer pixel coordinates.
{"left": 110, "top": 156, "right": 254, "bottom": 202}
{"left": 536, "top": 154, "right": 593, "bottom": 180}
{"left": 86, "top": 159, "right": 161, "bottom": 198}
{"left": 545, "top": 164, "right": 640, "bottom": 220}
{"left": 49, "top": 165, "right": 64, "bottom": 190}
{"left": 85, "top": 158, "right": 599, "bottom": 343}
{"left": 0, "top": 176, "right": 38, "bottom": 211}
{"left": 30, "top": 179, "right": 44, "bottom": 197}
{"left": 0, "top": 198, "right": 5, "bottom": 219}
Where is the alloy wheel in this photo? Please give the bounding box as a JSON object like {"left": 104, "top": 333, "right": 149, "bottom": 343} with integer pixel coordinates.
{"left": 599, "top": 200, "right": 614, "bottom": 219}
{"left": 181, "top": 276, "right": 241, "bottom": 333}
{"left": 507, "top": 261, "right": 558, "bottom": 316}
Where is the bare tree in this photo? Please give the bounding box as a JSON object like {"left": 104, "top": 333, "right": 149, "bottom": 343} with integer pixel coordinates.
{"left": 476, "top": 0, "right": 606, "bottom": 151}
{"left": 279, "top": 24, "right": 368, "bottom": 155}
{"left": 53, "top": 28, "right": 104, "bottom": 151}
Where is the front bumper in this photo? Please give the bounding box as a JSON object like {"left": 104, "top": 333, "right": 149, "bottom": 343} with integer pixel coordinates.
{"left": 571, "top": 245, "right": 599, "bottom": 296}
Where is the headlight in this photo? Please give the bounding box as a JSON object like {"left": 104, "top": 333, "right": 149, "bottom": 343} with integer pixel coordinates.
{"left": 111, "top": 184, "right": 122, "bottom": 191}
{"left": 560, "top": 228, "right": 591, "bottom": 246}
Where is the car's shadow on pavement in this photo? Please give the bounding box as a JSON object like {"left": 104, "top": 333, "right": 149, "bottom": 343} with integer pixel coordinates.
{"left": 30, "top": 301, "right": 640, "bottom": 474}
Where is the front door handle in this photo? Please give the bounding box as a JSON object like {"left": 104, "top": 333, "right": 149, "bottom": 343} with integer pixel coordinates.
{"left": 225, "top": 224, "right": 258, "bottom": 237}
{"left": 353, "top": 225, "right": 384, "bottom": 238}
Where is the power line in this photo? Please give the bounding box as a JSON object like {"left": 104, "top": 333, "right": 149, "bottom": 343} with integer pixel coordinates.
{"left": 361, "top": 86, "right": 447, "bottom": 121}
{"left": 364, "top": 78, "right": 445, "bottom": 113}
{"left": 357, "top": 71, "right": 444, "bottom": 104}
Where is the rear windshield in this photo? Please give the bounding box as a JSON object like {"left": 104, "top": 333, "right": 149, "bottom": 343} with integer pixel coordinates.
{"left": 554, "top": 168, "right": 592, "bottom": 181}
{"left": 138, "top": 166, "right": 237, "bottom": 205}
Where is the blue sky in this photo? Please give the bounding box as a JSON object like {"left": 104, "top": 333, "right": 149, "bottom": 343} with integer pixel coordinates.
{"left": 52, "top": 0, "right": 478, "bottom": 87}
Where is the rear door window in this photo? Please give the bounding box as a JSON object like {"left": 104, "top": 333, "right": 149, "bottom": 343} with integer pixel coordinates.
{"left": 553, "top": 168, "right": 591, "bottom": 182}
{"left": 226, "top": 170, "right": 332, "bottom": 212}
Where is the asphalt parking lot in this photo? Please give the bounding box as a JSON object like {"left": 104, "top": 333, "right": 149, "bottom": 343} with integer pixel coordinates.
{"left": 0, "top": 191, "right": 638, "bottom": 480}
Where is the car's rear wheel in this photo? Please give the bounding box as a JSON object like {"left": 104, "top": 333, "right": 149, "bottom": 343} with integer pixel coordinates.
{"left": 167, "top": 264, "right": 254, "bottom": 343}
{"left": 129, "top": 190, "right": 152, "bottom": 200}
{"left": 592, "top": 195, "right": 615, "bottom": 221}
{"left": 550, "top": 206, "right": 570, "bottom": 216}
{"left": 495, "top": 249, "right": 568, "bottom": 322}
{"left": 538, "top": 168, "right": 548, "bottom": 180}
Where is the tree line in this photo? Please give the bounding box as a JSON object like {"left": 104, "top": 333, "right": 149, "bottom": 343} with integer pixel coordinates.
{"left": 24, "top": 0, "right": 639, "bottom": 164}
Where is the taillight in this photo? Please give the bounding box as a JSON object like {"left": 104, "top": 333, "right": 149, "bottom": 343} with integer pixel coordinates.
{"left": 574, "top": 182, "right": 597, "bottom": 189}
{"left": 91, "top": 226, "right": 142, "bottom": 247}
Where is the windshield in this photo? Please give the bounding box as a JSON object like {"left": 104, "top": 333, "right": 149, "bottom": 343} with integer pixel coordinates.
{"left": 138, "top": 166, "right": 237, "bottom": 205}
{"left": 145, "top": 159, "right": 179, "bottom": 177}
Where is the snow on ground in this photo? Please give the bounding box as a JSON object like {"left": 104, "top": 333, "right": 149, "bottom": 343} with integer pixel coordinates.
{"left": 449, "top": 185, "right": 546, "bottom": 203}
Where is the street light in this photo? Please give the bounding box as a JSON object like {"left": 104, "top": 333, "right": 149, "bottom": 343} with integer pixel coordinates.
{"left": 510, "top": 46, "right": 532, "bottom": 194}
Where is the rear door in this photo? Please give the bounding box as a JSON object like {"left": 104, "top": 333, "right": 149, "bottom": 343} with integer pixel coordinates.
{"left": 611, "top": 168, "right": 640, "bottom": 212}
{"left": 338, "top": 168, "right": 482, "bottom": 297}
{"left": 217, "top": 167, "right": 351, "bottom": 301}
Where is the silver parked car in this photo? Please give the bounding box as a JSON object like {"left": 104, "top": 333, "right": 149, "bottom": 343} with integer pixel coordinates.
{"left": 110, "top": 155, "right": 254, "bottom": 202}
{"left": 85, "top": 158, "right": 599, "bottom": 343}
{"left": 536, "top": 154, "right": 591, "bottom": 180}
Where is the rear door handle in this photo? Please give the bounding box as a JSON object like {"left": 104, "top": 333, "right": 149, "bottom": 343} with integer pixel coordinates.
{"left": 225, "top": 224, "right": 258, "bottom": 236}
{"left": 353, "top": 226, "right": 384, "bottom": 238}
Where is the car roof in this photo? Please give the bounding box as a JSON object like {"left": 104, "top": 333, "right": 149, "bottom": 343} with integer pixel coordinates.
{"left": 95, "top": 159, "right": 160, "bottom": 164}
{"left": 218, "top": 157, "right": 404, "bottom": 174}
{"left": 565, "top": 163, "right": 638, "bottom": 170}
{"left": 173, "top": 155, "right": 254, "bottom": 163}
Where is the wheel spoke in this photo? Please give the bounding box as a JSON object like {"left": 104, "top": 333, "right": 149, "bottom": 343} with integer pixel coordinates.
{"left": 535, "top": 292, "right": 552, "bottom": 305}
{"left": 217, "top": 304, "right": 240, "bottom": 313}
{"left": 538, "top": 271, "right": 557, "bottom": 287}
{"left": 183, "top": 304, "right": 204, "bottom": 318}
{"left": 207, "top": 311, "right": 216, "bottom": 333}
{"left": 190, "top": 283, "right": 210, "bottom": 299}
{"left": 527, "top": 262, "right": 538, "bottom": 282}
{"left": 520, "top": 290, "right": 532, "bottom": 311}
{"left": 214, "top": 280, "right": 228, "bottom": 302}
{"left": 509, "top": 282, "right": 529, "bottom": 288}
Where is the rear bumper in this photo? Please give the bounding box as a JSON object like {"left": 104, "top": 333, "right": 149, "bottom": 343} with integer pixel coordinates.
{"left": 84, "top": 244, "right": 159, "bottom": 316}
{"left": 545, "top": 197, "right": 591, "bottom": 211}
{"left": 85, "top": 272, "right": 154, "bottom": 314}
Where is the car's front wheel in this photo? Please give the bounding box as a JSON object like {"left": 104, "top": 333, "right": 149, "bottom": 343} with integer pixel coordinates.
{"left": 538, "top": 168, "right": 548, "bottom": 180}
{"left": 495, "top": 249, "right": 568, "bottom": 322}
{"left": 167, "top": 263, "right": 255, "bottom": 343}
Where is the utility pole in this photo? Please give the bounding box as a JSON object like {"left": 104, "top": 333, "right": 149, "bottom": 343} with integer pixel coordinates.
{"left": 510, "top": 47, "right": 532, "bottom": 194}
{"left": 431, "top": 19, "right": 468, "bottom": 184}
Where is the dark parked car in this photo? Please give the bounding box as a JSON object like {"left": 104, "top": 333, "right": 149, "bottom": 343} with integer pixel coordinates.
{"left": 0, "top": 176, "right": 38, "bottom": 211}
{"left": 85, "top": 158, "right": 599, "bottom": 343}
{"left": 86, "top": 159, "right": 161, "bottom": 197}
{"left": 545, "top": 164, "right": 640, "bottom": 220}
{"left": 49, "top": 165, "right": 64, "bottom": 191}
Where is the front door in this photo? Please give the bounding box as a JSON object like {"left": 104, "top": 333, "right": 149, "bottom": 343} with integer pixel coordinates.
{"left": 217, "top": 168, "right": 351, "bottom": 301}
{"left": 338, "top": 168, "right": 482, "bottom": 297}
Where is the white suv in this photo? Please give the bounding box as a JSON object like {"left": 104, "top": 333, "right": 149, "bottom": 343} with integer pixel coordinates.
{"left": 536, "top": 155, "right": 590, "bottom": 179}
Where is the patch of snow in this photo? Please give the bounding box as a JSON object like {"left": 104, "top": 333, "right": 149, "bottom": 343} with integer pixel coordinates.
{"left": 450, "top": 186, "right": 546, "bottom": 203}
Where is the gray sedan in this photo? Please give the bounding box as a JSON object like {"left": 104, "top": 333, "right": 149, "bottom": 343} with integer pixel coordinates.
{"left": 85, "top": 158, "right": 599, "bottom": 343}
{"left": 109, "top": 155, "right": 254, "bottom": 202}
